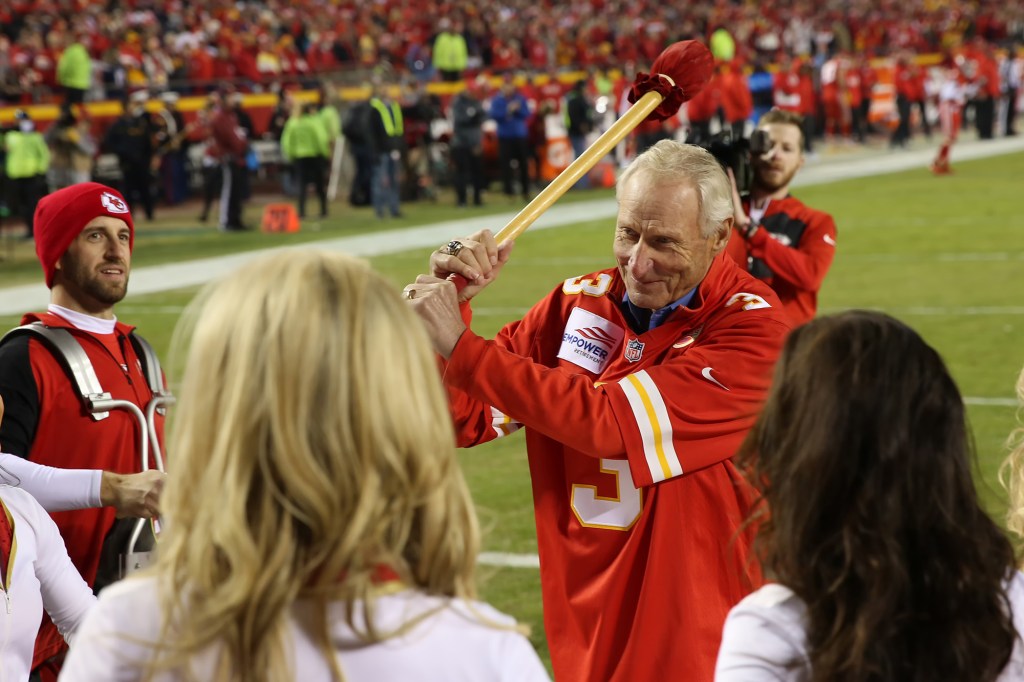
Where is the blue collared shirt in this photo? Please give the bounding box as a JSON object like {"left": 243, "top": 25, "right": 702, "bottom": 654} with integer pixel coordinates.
{"left": 623, "top": 288, "right": 698, "bottom": 332}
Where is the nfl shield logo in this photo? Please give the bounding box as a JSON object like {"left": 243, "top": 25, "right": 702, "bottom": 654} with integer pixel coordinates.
{"left": 624, "top": 338, "right": 645, "bottom": 363}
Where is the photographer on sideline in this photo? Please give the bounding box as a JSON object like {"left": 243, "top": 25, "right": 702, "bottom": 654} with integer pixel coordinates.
{"left": 725, "top": 109, "right": 837, "bottom": 326}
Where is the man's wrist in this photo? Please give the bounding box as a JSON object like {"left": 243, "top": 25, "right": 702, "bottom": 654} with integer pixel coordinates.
{"left": 440, "top": 324, "right": 469, "bottom": 360}
{"left": 99, "top": 471, "right": 121, "bottom": 507}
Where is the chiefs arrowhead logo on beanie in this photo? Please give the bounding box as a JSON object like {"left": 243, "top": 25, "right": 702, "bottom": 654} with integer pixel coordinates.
{"left": 34, "top": 182, "right": 135, "bottom": 288}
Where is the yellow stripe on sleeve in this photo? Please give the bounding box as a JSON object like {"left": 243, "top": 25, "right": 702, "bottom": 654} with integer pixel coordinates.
{"left": 489, "top": 406, "right": 522, "bottom": 439}
{"left": 619, "top": 371, "right": 683, "bottom": 482}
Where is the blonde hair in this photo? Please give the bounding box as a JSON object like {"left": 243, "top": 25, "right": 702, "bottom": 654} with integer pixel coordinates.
{"left": 148, "top": 250, "right": 480, "bottom": 680}
{"left": 616, "top": 139, "right": 733, "bottom": 239}
{"left": 1001, "top": 366, "right": 1024, "bottom": 542}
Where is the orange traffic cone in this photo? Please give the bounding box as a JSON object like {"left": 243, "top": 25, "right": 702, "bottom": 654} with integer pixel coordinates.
{"left": 261, "top": 203, "right": 301, "bottom": 233}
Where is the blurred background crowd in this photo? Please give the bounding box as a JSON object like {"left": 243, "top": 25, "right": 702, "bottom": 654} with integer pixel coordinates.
{"left": 1, "top": 0, "right": 1022, "bottom": 99}
{"left": 0, "top": 0, "right": 1021, "bottom": 230}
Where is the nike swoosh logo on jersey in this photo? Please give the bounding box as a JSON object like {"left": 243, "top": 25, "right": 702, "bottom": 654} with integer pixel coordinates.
{"left": 701, "top": 367, "right": 730, "bottom": 391}
{"left": 823, "top": 234, "right": 836, "bottom": 246}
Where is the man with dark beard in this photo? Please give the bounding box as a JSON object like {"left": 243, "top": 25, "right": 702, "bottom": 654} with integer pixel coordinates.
{"left": 0, "top": 182, "right": 166, "bottom": 681}
{"left": 725, "top": 109, "right": 837, "bottom": 326}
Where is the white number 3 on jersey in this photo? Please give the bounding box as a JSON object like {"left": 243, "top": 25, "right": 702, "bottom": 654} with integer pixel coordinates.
{"left": 726, "top": 292, "right": 772, "bottom": 311}
{"left": 571, "top": 459, "right": 642, "bottom": 530}
{"left": 563, "top": 273, "right": 614, "bottom": 297}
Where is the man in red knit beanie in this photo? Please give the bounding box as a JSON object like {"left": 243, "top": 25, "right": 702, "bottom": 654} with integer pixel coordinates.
{"left": 0, "top": 182, "right": 165, "bottom": 681}
{"left": 34, "top": 181, "right": 135, "bottom": 289}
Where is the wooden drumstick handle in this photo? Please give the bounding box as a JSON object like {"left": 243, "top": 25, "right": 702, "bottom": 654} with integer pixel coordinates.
{"left": 494, "top": 88, "right": 667, "bottom": 243}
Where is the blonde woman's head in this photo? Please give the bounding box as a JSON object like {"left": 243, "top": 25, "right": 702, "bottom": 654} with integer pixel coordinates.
{"left": 155, "top": 250, "right": 479, "bottom": 680}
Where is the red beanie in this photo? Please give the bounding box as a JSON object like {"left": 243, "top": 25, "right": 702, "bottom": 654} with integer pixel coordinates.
{"left": 34, "top": 182, "right": 135, "bottom": 288}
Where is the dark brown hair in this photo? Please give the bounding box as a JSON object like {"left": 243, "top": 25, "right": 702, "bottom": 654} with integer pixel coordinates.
{"left": 738, "top": 310, "right": 1017, "bottom": 681}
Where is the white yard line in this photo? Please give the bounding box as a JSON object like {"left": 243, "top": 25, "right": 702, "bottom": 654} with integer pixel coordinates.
{"left": 0, "top": 200, "right": 614, "bottom": 316}
{"left": 478, "top": 552, "right": 541, "bottom": 569}
{"left": 840, "top": 252, "right": 1024, "bottom": 263}
{"left": 896, "top": 306, "right": 1024, "bottom": 315}
{"left": 820, "top": 306, "right": 1024, "bottom": 316}
{"left": 2, "top": 136, "right": 1021, "bottom": 317}
{"left": 964, "top": 397, "right": 1019, "bottom": 407}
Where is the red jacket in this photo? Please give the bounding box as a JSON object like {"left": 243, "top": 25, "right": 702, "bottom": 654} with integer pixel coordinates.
{"left": 981, "top": 56, "right": 1001, "bottom": 97}
{"left": 720, "top": 67, "right": 753, "bottom": 123}
{"left": 773, "top": 69, "right": 802, "bottom": 112}
{"left": 894, "top": 62, "right": 916, "bottom": 99}
{"left": 797, "top": 70, "right": 817, "bottom": 116}
{"left": 726, "top": 194, "right": 837, "bottom": 327}
{"left": 846, "top": 69, "right": 864, "bottom": 108}
{"left": 686, "top": 72, "right": 721, "bottom": 122}
{"left": 210, "top": 107, "right": 248, "bottom": 164}
{"left": 442, "top": 255, "right": 791, "bottom": 682}
{"left": 0, "top": 311, "right": 164, "bottom": 668}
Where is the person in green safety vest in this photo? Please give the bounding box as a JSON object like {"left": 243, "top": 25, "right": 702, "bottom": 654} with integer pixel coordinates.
{"left": 368, "top": 81, "right": 406, "bottom": 220}
{"left": 281, "top": 102, "right": 331, "bottom": 219}
{"left": 709, "top": 27, "right": 736, "bottom": 63}
{"left": 432, "top": 18, "right": 468, "bottom": 83}
{"left": 56, "top": 29, "right": 92, "bottom": 105}
{"left": 318, "top": 88, "right": 342, "bottom": 144}
{"left": 4, "top": 110, "right": 51, "bottom": 239}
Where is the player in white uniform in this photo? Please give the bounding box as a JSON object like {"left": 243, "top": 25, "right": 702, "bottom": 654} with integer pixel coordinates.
{"left": 932, "top": 65, "right": 967, "bottom": 174}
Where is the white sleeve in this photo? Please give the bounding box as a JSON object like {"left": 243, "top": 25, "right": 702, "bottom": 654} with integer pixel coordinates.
{"left": 60, "top": 579, "right": 161, "bottom": 682}
{"left": 0, "top": 452, "right": 102, "bottom": 511}
{"left": 18, "top": 489, "right": 96, "bottom": 644}
{"left": 714, "top": 593, "right": 811, "bottom": 681}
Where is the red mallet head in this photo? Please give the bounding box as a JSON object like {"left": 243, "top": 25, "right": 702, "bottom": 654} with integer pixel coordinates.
{"left": 629, "top": 40, "right": 715, "bottom": 122}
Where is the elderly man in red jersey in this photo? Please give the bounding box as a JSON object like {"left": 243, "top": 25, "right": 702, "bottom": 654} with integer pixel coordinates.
{"left": 405, "top": 140, "right": 791, "bottom": 681}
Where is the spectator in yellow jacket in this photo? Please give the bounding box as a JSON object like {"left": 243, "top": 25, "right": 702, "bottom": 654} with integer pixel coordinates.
{"left": 4, "top": 110, "right": 50, "bottom": 238}
{"left": 432, "top": 18, "right": 468, "bottom": 82}
{"left": 281, "top": 102, "right": 330, "bottom": 219}
{"left": 57, "top": 31, "right": 93, "bottom": 106}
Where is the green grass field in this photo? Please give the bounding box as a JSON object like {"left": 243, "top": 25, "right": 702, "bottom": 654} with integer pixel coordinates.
{"left": 2, "top": 151, "right": 1023, "bottom": 669}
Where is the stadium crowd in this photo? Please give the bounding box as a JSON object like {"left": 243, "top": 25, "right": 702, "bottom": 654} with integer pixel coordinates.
{"left": 0, "top": 0, "right": 1021, "bottom": 104}
{"left": 0, "top": 0, "right": 1017, "bottom": 253}
{"left": 0, "top": 1, "right": 1018, "bottom": 270}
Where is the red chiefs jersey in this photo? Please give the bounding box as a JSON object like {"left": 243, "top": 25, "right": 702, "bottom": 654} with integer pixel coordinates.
{"left": 536, "top": 80, "right": 566, "bottom": 113}
{"left": 772, "top": 69, "right": 802, "bottom": 112}
{"left": 797, "top": 71, "right": 816, "bottom": 117}
{"left": 894, "top": 62, "right": 916, "bottom": 99}
{"left": 442, "top": 255, "right": 790, "bottom": 681}
{"left": 720, "top": 67, "right": 753, "bottom": 123}
{"left": 726, "top": 194, "right": 837, "bottom": 327}
{"left": 845, "top": 70, "right": 863, "bottom": 108}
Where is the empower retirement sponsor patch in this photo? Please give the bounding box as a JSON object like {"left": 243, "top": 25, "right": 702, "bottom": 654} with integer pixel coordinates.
{"left": 557, "top": 308, "right": 624, "bottom": 375}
